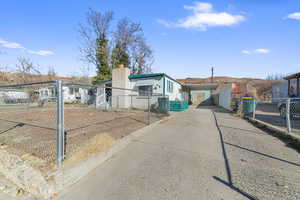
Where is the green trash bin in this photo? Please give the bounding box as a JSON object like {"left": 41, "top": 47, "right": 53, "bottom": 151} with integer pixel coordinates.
{"left": 158, "top": 97, "right": 169, "bottom": 114}
{"left": 242, "top": 97, "right": 256, "bottom": 114}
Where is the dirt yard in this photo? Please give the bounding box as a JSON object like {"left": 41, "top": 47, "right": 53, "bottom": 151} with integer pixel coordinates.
{"left": 0, "top": 104, "right": 162, "bottom": 168}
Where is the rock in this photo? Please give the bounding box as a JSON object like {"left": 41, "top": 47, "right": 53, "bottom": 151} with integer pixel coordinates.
{"left": 0, "top": 149, "right": 55, "bottom": 199}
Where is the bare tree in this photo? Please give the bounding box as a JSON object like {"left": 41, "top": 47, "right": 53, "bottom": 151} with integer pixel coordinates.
{"left": 78, "top": 65, "right": 91, "bottom": 82}
{"left": 266, "top": 74, "right": 286, "bottom": 81}
{"left": 15, "top": 57, "right": 40, "bottom": 83}
{"left": 130, "top": 37, "right": 154, "bottom": 74}
{"left": 113, "top": 18, "right": 153, "bottom": 73}
{"left": 46, "top": 66, "right": 57, "bottom": 80}
{"left": 79, "top": 9, "right": 113, "bottom": 67}
{"left": 114, "top": 18, "right": 142, "bottom": 48}
{"left": 79, "top": 9, "right": 154, "bottom": 82}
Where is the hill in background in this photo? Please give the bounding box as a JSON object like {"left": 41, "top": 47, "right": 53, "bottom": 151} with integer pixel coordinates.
{"left": 0, "top": 72, "right": 284, "bottom": 100}
{"left": 177, "top": 76, "right": 284, "bottom": 100}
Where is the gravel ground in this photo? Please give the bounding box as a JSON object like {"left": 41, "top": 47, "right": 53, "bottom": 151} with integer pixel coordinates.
{"left": 213, "top": 107, "right": 300, "bottom": 200}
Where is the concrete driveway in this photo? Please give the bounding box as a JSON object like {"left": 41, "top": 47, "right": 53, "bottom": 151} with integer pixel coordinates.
{"left": 58, "top": 107, "right": 300, "bottom": 200}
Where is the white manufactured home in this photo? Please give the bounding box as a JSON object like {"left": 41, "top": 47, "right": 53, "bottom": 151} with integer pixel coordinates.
{"left": 128, "top": 73, "right": 186, "bottom": 101}
{"left": 0, "top": 89, "right": 29, "bottom": 104}
{"left": 39, "top": 86, "right": 90, "bottom": 103}
{"left": 96, "top": 67, "right": 218, "bottom": 110}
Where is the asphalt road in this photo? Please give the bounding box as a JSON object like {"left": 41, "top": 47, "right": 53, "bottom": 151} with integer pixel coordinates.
{"left": 59, "top": 107, "right": 300, "bottom": 200}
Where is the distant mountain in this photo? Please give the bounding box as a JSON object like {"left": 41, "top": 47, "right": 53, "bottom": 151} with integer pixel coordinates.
{"left": 0, "top": 72, "right": 89, "bottom": 85}
{"left": 177, "top": 76, "right": 278, "bottom": 84}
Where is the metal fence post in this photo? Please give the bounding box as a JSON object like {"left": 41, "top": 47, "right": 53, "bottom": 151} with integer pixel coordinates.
{"left": 117, "top": 96, "right": 119, "bottom": 109}
{"left": 56, "top": 80, "right": 64, "bottom": 167}
{"left": 148, "top": 94, "right": 150, "bottom": 125}
{"left": 253, "top": 99, "right": 256, "bottom": 119}
{"left": 286, "top": 98, "right": 291, "bottom": 133}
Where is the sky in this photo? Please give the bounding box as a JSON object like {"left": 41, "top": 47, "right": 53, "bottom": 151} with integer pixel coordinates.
{"left": 0, "top": 0, "right": 300, "bottom": 79}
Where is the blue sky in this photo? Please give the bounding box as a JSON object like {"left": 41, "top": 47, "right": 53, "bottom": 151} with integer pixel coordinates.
{"left": 0, "top": 0, "right": 299, "bottom": 79}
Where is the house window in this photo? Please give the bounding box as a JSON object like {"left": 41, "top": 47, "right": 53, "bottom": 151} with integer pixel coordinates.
{"left": 69, "top": 88, "right": 74, "bottom": 95}
{"left": 75, "top": 88, "right": 79, "bottom": 93}
{"left": 138, "top": 85, "right": 153, "bottom": 96}
{"left": 167, "top": 80, "right": 173, "bottom": 93}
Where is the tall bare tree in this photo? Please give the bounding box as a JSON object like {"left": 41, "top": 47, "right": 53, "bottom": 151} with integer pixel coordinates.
{"left": 130, "top": 37, "right": 154, "bottom": 74}
{"left": 112, "top": 18, "right": 153, "bottom": 74}
{"left": 79, "top": 9, "right": 154, "bottom": 83}
{"left": 15, "top": 57, "right": 40, "bottom": 83}
{"left": 79, "top": 9, "right": 113, "bottom": 83}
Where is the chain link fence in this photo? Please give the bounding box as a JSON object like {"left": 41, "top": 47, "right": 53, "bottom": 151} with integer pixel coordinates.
{"left": 241, "top": 97, "right": 300, "bottom": 136}
{"left": 61, "top": 82, "right": 168, "bottom": 165}
{"left": 0, "top": 81, "right": 58, "bottom": 169}
{"left": 0, "top": 81, "right": 169, "bottom": 168}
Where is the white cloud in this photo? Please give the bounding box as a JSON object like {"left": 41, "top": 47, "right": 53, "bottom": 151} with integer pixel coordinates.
{"left": 0, "top": 38, "right": 54, "bottom": 56}
{"left": 286, "top": 12, "right": 300, "bottom": 20}
{"left": 254, "top": 48, "right": 270, "bottom": 54}
{"left": 158, "top": 2, "right": 245, "bottom": 31}
{"left": 242, "top": 48, "right": 270, "bottom": 55}
{"left": 157, "top": 19, "right": 173, "bottom": 28}
{"left": 0, "top": 39, "right": 24, "bottom": 49}
{"left": 184, "top": 2, "right": 213, "bottom": 13}
{"left": 28, "top": 50, "right": 54, "bottom": 56}
{"left": 242, "top": 50, "right": 251, "bottom": 54}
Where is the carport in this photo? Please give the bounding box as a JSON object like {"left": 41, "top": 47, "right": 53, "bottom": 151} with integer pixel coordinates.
{"left": 182, "top": 83, "right": 218, "bottom": 106}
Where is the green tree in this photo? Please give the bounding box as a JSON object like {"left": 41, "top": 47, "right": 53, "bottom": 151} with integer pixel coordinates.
{"left": 79, "top": 9, "right": 113, "bottom": 84}
{"left": 111, "top": 42, "right": 130, "bottom": 69}
{"left": 79, "top": 9, "right": 154, "bottom": 81}
{"left": 92, "top": 34, "right": 111, "bottom": 83}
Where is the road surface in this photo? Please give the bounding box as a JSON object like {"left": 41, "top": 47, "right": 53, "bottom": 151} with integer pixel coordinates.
{"left": 59, "top": 107, "right": 300, "bottom": 200}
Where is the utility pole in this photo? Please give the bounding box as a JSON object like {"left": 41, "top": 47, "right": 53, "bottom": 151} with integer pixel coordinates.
{"left": 211, "top": 67, "right": 214, "bottom": 83}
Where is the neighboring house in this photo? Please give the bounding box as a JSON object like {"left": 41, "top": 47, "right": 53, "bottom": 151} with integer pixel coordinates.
{"left": 0, "top": 89, "right": 29, "bottom": 104}
{"left": 39, "top": 86, "right": 90, "bottom": 104}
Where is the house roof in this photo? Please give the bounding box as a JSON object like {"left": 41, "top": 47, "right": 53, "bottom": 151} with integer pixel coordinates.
{"left": 128, "top": 73, "right": 165, "bottom": 79}
{"left": 128, "top": 73, "right": 182, "bottom": 85}
{"left": 284, "top": 72, "right": 300, "bottom": 80}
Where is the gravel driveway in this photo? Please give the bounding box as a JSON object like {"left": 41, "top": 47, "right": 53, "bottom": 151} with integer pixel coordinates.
{"left": 59, "top": 107, "right": 300, "bottom": 200}
{"left": 213, "top": 107, "right": 300, "bottom": 200}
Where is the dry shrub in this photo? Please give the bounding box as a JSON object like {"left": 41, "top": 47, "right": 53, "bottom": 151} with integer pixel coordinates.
{"left": 64, "top": 133, "right": 116, "bottom": 165}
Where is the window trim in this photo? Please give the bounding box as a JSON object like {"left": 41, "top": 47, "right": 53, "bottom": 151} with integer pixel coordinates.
{"left": 138, "top": 85, "right": 153, "bottom": 96}
{"left": 167, "top": 80, "right": 173, "bottom": 93}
